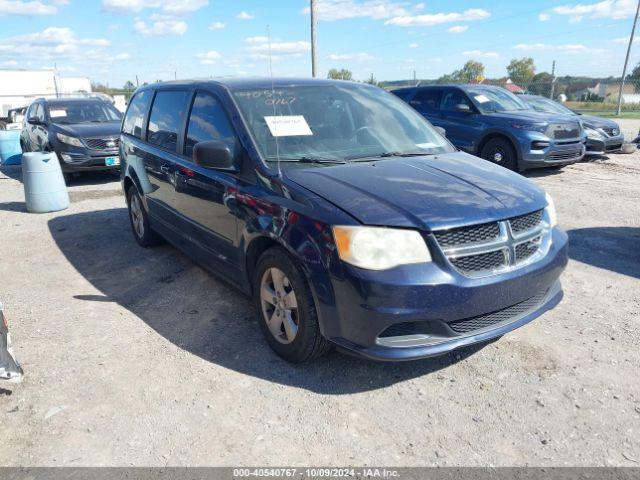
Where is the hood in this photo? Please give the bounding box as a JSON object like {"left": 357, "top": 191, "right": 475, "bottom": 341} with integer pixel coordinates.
{"left": 285, "top": 152, "right": 546, "bottom": 231}
{"left": 578, "top": 114, "right": 619, "bottom": 130}
{"left": 486, "top": 110, "right": 578, "bottom": 124}
{"left": 53, "top": 121, "right": 120, "bottom": 138}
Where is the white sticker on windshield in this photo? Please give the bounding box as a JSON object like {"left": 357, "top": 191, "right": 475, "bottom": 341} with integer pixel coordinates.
{"left": 416, "top": 142, "right": 437, "bottom": 148}
{"left": 49, "top": 109, "right": 67, "bottom": 118}
{"left": 474, "top": 94, "right": 490, "bottom": 104}
{"left": 264, "top": 115, "right": 313, "bottom": 137}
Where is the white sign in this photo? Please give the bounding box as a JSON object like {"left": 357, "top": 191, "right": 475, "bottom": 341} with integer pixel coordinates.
{"left": 474, "top": 94, "right": 490, "bottom": 104}
{"left": 49, "top": 109, "right": 67, "bottom": 118}
{"left": 264, "top": 115, "right": 313, "bottom": 137}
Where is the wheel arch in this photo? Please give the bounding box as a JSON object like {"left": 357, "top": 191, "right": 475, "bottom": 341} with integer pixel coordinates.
{"left": 476, "top": 131, "right": 523, "bottom": 164}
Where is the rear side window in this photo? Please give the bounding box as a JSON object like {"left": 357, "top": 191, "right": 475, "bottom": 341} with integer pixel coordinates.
{"left": 147, "top": 90, "right": 189, "bottom": 152}
{"left": 410, "top": 89, "right": 443, "bottom": 112}
{"left": 123, "top": 90, "right": 151, "bottom": 138}
{"left": 35, "top": 103, "right": 45, "bottom": 122}
{"left": 184, "top": 92, "right": 237, "bottom": 159}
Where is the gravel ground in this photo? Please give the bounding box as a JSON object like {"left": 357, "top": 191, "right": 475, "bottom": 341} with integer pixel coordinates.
{"left": 0, "top": 120, "right": 639, "bottom": 467}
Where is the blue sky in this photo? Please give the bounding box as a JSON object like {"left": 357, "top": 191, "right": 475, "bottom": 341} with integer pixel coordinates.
{"left": 0, "top": 0, "right": 638, "bottom": 87}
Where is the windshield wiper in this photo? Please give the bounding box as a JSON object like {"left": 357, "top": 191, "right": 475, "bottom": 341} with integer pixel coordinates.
{"left": 347, "top": 151, "right": 431, "bottom": 161}
{"left": 271, "top": 156, "right": 347, "bottom": 164}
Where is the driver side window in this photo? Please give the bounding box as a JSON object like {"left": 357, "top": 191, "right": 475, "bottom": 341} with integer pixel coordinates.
{"left": 441, "top": 90, "right": 472, "bottom": 111}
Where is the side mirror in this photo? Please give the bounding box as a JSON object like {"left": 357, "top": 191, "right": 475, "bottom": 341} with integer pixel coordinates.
{"left": 434, "top": 126, "right": 447, "bottom": 137}
{"left": 27, "top": 116, "right": 40, "bottom": 125}
{"left": 193, "top": 140, "right": 235, "bottom": 170}
{"left": 453, "top": 104, "right": 472, "bottom": 113}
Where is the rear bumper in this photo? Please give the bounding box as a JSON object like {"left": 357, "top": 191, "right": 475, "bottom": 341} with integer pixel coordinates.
{"left": 315, "top": 228, "right": 568, "bottom": 361}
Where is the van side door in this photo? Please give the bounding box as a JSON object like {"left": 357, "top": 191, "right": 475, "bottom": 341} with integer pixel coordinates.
{"left": 171, "top": 90, "right": 240, "bottom": 279}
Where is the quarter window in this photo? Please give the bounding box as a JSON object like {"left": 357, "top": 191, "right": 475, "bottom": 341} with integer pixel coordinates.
{"left": 147, "top": 90, "right": 189, "bottom": 152}
{"left": 122, "top": 90, "right": 152, "bottom": 138}
{"left": 184, "top": 92, "right": 237, "bottom": 158}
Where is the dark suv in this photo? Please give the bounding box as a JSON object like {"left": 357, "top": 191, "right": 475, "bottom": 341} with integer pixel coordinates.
{"left": 120, "top": 78, "right": 567, "bottom": 363}
{"left": 20, "top": 97, "right": 123, "bottom": 177}
{"left": 392, "top": 84, "right": 586, "bottom": 171}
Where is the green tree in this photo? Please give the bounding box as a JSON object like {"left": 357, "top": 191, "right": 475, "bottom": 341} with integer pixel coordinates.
{"left": 123, "top": 80, "right": 135, "bottom": 91}
{"left": 365, "top": 73, "right": 377, "bottom": 85}
{"left": 528, "top": 71, "right": 553, "bottom": 96}
{"left": 436, "top": 60, "right": 485, "bottom": 83}
{"left": 327, "top": 68, "right": 353, "bottom": 80}
{"left": 507, "top": 57, "right": 536, "bottom": 86}
{"left": 628, "top": 62, "right": 640, "bottom": 93}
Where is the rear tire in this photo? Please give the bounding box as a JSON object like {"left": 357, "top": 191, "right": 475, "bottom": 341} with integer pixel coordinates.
{"left": 480, "top": 137, "right": 518, "bottom": 171}
{"left": 253, "top": 247, "right": 331, "bottom": 363}
{"left": 126, "top": 185, "right": 163, "bottom": 247}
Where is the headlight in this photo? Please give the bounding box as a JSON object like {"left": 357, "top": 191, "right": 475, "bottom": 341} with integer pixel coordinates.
{"left": 511, "top": 121, "right": 548, "bottom": 133}
{"left": 584, "top": 127, "right": 604, "bottom": 140}
{"left": 545, "top": 193, "right": 557, "bottom": 227}
{"left": 56, "top": 132, "right": 84, "bottom": 147}
{"left": 333, "top": 226, "right": 431, "bottom": 270}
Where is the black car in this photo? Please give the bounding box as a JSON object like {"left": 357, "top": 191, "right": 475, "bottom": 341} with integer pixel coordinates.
{"left": 20, "top": 97, "right": 123, "bottom": 177}
{"left": 521, "top": 94, "right": 624, "bottom": 155}
{"left": 119, "top": 79, "right": 567, "bottom": 363}
{"left": 1, "top": 302, "right": 23, "bottom": 382}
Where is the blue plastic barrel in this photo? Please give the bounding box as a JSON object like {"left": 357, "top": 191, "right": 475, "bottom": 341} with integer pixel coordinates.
{"left": 22, "top": 152, "right": 69, "bottom": 213}
{"left": 0, "top": 130, "right": 22, "bottom": 166}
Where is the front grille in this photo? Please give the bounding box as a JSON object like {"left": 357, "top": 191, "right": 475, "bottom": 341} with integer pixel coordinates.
{"left": 379, "top": 322, "right": 418, "bottom": 338}
{"left": 432, "top": 209, "right": 548, "bottom": 277}
{"left": 448, "top": 290, "right": 548, "bottom": 334}
{"left": 433, "top": 222, "right": 500, "bottom": 247}
{"left": 602, "top": 127, "right": 620, "bottom": 137}
{"left": 515, "top": 236, "right": 541, "bottom": 262}
{"left": 547, "top": 150, "right": 582, "bottom": 161}
{"left": 84, "top": 137, "right": 120, "bottom": 150}
{"left": 450, "top": 250, "right": 506, "bottom": 274}
{"left": 509, "top": 210, "right": 543, "bottom": 234}
{"left": 606, "top": 143, "right": 623, "bottom": 152}
{"left": 548, "top": 123, "right": 580, "bottom": 140}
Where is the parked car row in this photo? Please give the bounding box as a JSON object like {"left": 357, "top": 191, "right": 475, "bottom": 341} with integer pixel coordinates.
{"left": 391, "top": 84, "right": 624, "bottom": 171}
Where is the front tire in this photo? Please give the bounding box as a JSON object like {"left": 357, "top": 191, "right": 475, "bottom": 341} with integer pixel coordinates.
{"left": 126, "top": 185, "right": 163, "bottom": 247}
{"left": 480, "top": 137, "right": 518, "bottom": 171}
{"left": 253, "top": 247, "right": 331, "bottom": 363}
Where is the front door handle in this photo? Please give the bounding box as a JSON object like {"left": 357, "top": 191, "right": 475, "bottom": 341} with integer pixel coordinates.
{"left": 160, "top": 164, "right": 171, "bottom": 174}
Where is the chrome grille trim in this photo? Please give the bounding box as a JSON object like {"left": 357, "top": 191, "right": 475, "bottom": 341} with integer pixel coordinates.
{"left": 433, "top": 210, "right": 551, "bottom": 278}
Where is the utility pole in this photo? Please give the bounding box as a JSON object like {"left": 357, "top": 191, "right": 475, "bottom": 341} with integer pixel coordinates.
{"left": 549, "top": 60, "right": 556, "bottom": 99}
{"left": 617, "top": 0, "right": 640, "bottom": 115}
{"left": 310, "top": 0, "right": 318, "bottom": 77}
{"left": 413, "top": 70, "right": 417, "bottom": 86}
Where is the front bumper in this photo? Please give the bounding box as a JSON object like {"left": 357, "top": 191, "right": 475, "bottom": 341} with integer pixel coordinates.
{"left": 56, "top": 150, "right": 120, "bottom": 173}
{"left": 316, "top": 228, "right": 568, "bottom": 361}
{"left": 520, "top": 135, "right": 585, "bottom": 169}
{"left": 585, "top": 135, "right": 624, "bottom": 156}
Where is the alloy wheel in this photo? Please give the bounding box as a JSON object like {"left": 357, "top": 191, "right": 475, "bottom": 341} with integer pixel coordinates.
{"left": 129, "top": 193, "right": 145, "bottom": 239}
{"left": 260, "top": 267, "right": 299, "bottom": 344}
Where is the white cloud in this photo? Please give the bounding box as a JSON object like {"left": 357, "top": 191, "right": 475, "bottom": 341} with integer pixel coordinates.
{"left": 0, "top": 0, "right": 61, "bottom": 15}
{"left": 612, "top": 35, "right": 640, "bottom": 44}
{"left": 538, "top": 12, "right": 550, "bottom": 21}
{"left": 0, "top": 27, "right": 113, "bottom": 66}
{"left": 208, "top": 21, "right": 225, "bottom": 30}
{"left": 236, "top": 10, "right": 254, "bottom": 20}
{"left": 409, "top": 43, "right": 419, "bottom": 48}
{"left": 385, "top": 8, "right": 490, "bottom": 27}
{"left": 462, "top": 49, "right": 499, "bottom": 58}
{"left": 552, "top": 0, "right": 637, "bottom": 20}
{"left": 246, "top": 39, "right": 310, "bottom": 54}
{"left": 196, "top": 50, "right": 221, "bottom": 64}
{"left": 114, "top": 52, "right": 131, "bottom": 60}
{"left": 244, "top": 36, "right": 269, "bottom": 44}
{"left": 102, "top": 0, "right": 208, "bottom": 15}
{"left": 448, "top": 25, "right": 468, "bottom": 33}
{"left": 327, "top": 52, "right": 376, "bottom": 61}
{"left": 134, "top": 14, "right": 187, "bottom": 36}
{"left": 1, "top": 59, "right": 18, "bottom": 66}
{"left": 302, "top": 0, "right": 409, "bottom": 21}
{"left": 513, "top": 43, "right": 607, "bottom": 54}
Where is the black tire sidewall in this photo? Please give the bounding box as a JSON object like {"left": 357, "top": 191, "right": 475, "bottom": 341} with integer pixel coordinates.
{"left": 252, "top": 247, "right": 327, "bottom": 363}
{"left": 481, "top": 138, "right": 518, "bottom": 171}
{"left": 127, "top": 186, "right": 154, "bottom": 247}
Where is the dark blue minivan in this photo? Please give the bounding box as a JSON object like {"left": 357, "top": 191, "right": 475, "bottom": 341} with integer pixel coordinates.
{"left": 120, "top": 78, "right": 568, "bottom": 363}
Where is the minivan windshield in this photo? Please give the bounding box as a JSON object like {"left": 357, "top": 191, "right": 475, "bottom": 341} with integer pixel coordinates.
{"left": 524, "top": 97, "right": 576, "bottom": 116}
{"left": 467, "top": 88, "right": 529, "bottom": 113}
{"left": 231, "top": 83, "right": 454, "bottom": 164}
{"left": 46, "top": 101, "right": 122, "bottom": 124}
